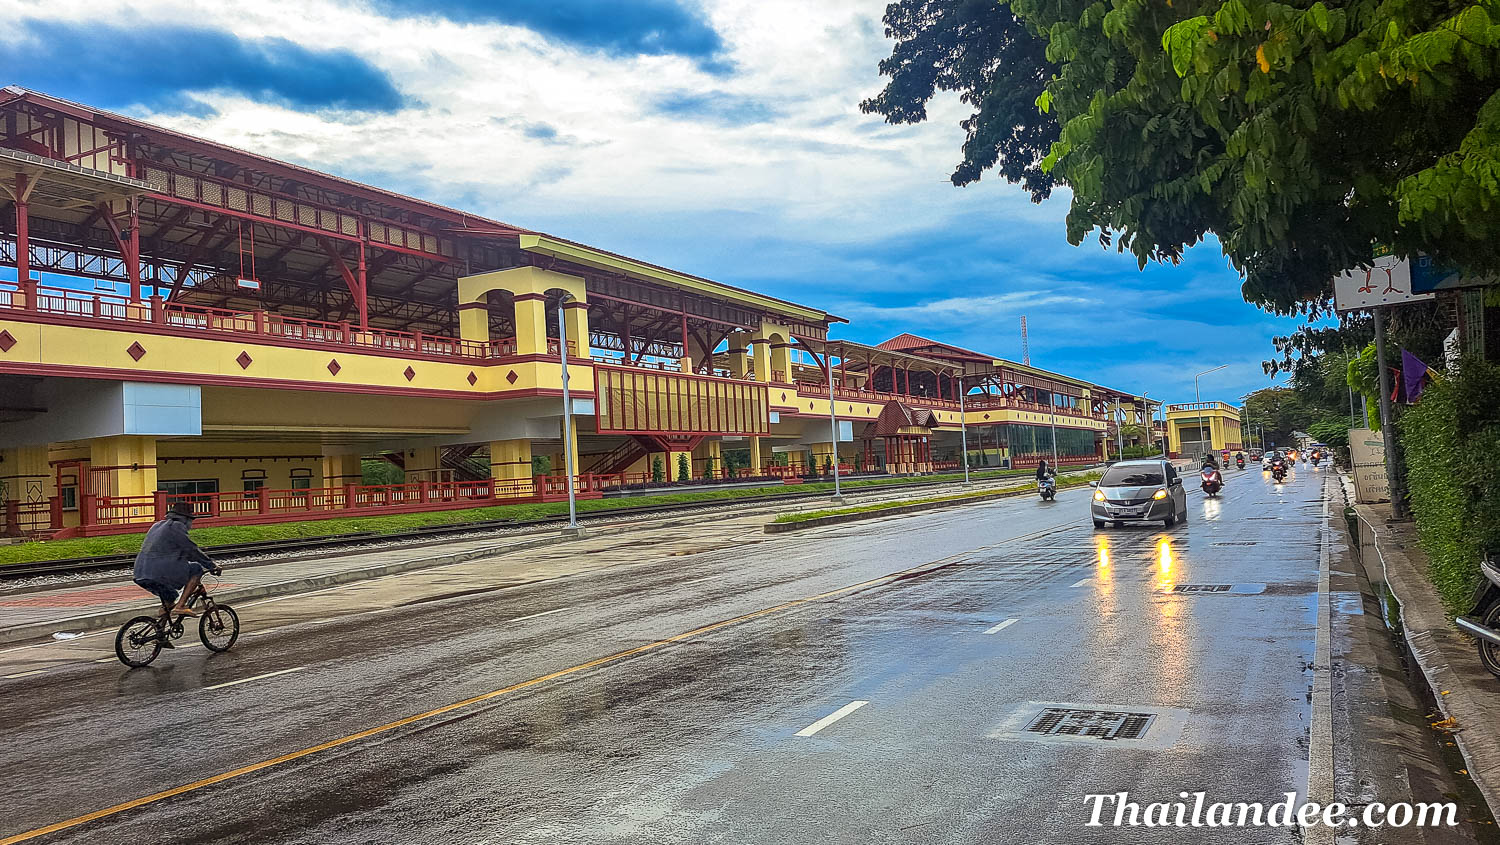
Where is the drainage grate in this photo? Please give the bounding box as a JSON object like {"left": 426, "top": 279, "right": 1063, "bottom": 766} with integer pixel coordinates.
{"left": 1173, "top": 584, "right": 1233, "bottom": 593}
{"left": 1245, "top": 516, "right": 1281, "bottom": 520}
{"left": 1024, "top": 708, "right": 1156, "bottom": 741}
{"left": 1212, "top": 541, "right": 1258, "bottom": 546}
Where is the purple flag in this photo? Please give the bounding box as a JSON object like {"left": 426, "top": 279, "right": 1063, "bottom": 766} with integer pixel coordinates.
{"left": 1402, "top": 349, "right": 1430, "bottom": 402}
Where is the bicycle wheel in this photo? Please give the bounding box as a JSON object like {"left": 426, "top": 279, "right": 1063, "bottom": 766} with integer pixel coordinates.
{"left": 115, "top": 616, "right": 164, "bottom": 667}
{"left": 199, "top": 604, "right": 240, "bottom": 652}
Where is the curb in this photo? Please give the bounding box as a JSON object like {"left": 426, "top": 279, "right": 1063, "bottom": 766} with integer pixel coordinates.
{"left": 1347, "top": 483, "right": 1500, "bottom": 815}
{"left": 763, "top": 480, "right": 1092, "bottom": 533}
{"left": 0, "top": 534, "right": 578, "bottom": 648}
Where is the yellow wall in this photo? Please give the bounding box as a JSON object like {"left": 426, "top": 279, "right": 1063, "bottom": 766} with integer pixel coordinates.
{"left": 0, "top": 317, "right": 593, "bottom": 397}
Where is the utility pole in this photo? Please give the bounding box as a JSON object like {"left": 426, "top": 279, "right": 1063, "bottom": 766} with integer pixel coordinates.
{"left": 1194, "top": 365, "right": 1228, "bottom": 460}
{"left": 1373, "top": 307, "right": 1408, "bottom": 518}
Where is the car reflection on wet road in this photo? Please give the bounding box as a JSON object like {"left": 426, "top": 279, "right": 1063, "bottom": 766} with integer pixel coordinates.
{"left": 0, "top": 465, "right": 1329, "bottom": 844}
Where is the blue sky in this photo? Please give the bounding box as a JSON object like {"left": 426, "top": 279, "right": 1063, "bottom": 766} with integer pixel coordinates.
{"left": 0, "top": 0, "right": 1306, "bottom": 404}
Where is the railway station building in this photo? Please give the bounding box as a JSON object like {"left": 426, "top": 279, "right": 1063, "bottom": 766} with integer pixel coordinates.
{"left": 0, "top": 88, "right": 1155, "bottom": 538}
{"left": 1164, "top": 402, "right": 1245, "bottom": 459}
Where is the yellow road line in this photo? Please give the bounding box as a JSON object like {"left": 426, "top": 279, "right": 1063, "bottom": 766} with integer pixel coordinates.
{"left": 0, "top": 557, "right": 962, "bottom": 844}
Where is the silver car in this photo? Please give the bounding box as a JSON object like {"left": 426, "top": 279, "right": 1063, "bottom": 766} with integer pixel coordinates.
{"left": 1090, "top": 459, "right": 1189, "bottom": 528}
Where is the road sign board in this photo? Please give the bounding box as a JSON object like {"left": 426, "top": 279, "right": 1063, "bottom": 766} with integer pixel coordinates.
{"left": 1333, "top": 255, "right": 1435, "bottom": 312}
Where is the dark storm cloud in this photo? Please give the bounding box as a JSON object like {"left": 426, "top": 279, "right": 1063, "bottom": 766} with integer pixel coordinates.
{"left": 1, "top": 20, "right": 406, "bottom": 115}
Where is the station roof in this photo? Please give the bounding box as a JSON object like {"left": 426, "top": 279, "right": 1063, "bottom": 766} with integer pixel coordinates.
{"left": 877, "top": 332, "right": 1151, "bottom": 402}
{"left": 0, "top": 86, "right": 838, "bottom": 327}
{"left": 794, "top": 336, "right": 958, "bottom": 374}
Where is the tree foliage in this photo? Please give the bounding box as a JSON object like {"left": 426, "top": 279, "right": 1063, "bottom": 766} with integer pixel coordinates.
{"left": 860, "top": 0, "right": 1059, "bottom": 197}
{"left": 866, "top": 0, "right": 1500, "bottom": 310}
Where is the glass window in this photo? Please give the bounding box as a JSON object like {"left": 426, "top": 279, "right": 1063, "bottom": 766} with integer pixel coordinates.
{"left": 290, "top": 477, "right": 312, "bottom": 490}
{"left": 159, "top": 479, "right": 218, "bottom": 496}
{"left": 1100, "top": 465, "right": 1165, "bottom": 487}
{"left": 242, "top": 478, "right": 265, "bottom": 493}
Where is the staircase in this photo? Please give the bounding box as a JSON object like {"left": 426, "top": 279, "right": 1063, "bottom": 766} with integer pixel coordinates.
{"left": 440, "top": 444, "right": 489, "bottom": 481}
{"left": 582, "top": 438, "right": 650, "bottom": 475}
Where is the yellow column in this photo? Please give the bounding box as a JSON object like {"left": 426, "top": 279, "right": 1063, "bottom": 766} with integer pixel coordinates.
{"left": 749, "top": 437, "right": 764, "bottom": 472}
{"left": 750, "top": 338, "right": 772, "bottom": 383}
{"left": 770, "top": 341, "right": 792, "bottom": 384}
{"left": 403, "top": 446, "right": 441, "bottom": 482}
{"left": 0, "top": 445, "right": 52, "bottom": 505}
{"left": 458, "top": 301, "right": 489, "bottom": 344}
{"left": 89, "top": 436, "right": 157, "bottom": 498}
{"left": 728, "top": 332, "right": 749, "bottom": 378}
{"left": 489, "top": 439, "right": 533, "bottom": 482}
{"left": 322, "top": 453, "right": 363, "bottom": 487}
{"left": 513, "top": 293, "right": 550, "bottom": 356}
{"left": 562, "top": 300, "right": 590, "bottom": 359}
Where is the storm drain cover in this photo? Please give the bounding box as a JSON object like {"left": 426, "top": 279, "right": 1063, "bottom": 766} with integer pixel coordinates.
{"left": 1212, "top": 541, "right": 1258, "bottom": 546}
{"left": 1024, "top": 708, "right": 1156, "bottom": 741}
{"left": 1245, "top": 516, "right": 1281, "bottom": 520}
{"left": 1173, "top": 584, "right": 1233, "bottom": 593}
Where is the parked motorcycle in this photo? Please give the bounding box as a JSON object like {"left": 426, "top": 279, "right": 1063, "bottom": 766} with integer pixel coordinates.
{"left": 1038, "top": 474, "right": 1057, "bottom": 502}
{"left": 1456, "top": 554, "right": 1500, "bottom": 679}
{"left": 1200, "top": 466, "right": 1223, "bottom": 497}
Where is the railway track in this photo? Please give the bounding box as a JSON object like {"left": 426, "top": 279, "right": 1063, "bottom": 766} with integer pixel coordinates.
{"left": 0, "top": 467, "right": 1100, "bottom": 581}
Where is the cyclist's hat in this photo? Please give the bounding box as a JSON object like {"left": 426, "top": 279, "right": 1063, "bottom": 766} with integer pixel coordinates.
{"left": 169, "top": 501, "right": 196, "bottom": 518}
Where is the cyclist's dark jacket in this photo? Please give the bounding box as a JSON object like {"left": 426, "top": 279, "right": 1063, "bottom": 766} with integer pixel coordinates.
{"left": 132, "top": 512, "right": 211, "bottom": 589}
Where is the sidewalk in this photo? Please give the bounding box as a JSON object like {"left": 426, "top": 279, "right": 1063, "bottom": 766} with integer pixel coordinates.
{"left": 1347, "top": 484, "right": 1500, "bottom": 816}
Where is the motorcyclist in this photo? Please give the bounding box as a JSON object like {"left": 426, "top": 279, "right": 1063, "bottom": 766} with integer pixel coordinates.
{"left": 1035, "top": 459, "right": 1054, "bottom": 482}
{"left": 1201, "top": 452, "right": 1220, "bottom": 471}
{"left": 1234, "top": 451, "right": 1246, "bottom": 468}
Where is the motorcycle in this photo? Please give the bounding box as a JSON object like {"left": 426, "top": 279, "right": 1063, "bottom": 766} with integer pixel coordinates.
{"left": 1038, "top": 474, "right": 1057, "bottom": 501}
{"left": 1235, "top": 455, "right": 1246, "bottom": 470}
{"left": 1456, "top": 554, "right": 1500, "bottom": 679}
{"left": 1270, "top": 458, "right": 1288, "bottom": 482}
{"left": 1200, "top": 466, "right": 1223, "bottom": 497}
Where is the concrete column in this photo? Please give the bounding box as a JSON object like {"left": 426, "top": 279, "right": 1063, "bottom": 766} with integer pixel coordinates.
{"left": 750, "top": 338, "right": 772, "bottom": 383}
{"left": 0, "top": 445, "right": 52, "bottom": 505}
{"left": 457, "top": 302, "right": 490, "bottom": 345}
{"left": 490, "top": 439, "right": 533, "bottom": 482}
{"left": 728, "top": 332, "right": 749, "bottom": 378}
{"left": 513, "top": 294, "right": 551, "bottom": 356}
{"left": 749, "top": 437, "right": 765, "bottom": 472}
{"left": 562, "top": 300, "right": 589, "bottom": 359}
{"left": 321, "top": 453, "right": 363, "bottom": 487}
{"left": 403, "top": 446, "right": 441, "bottom": 483}
{"left": 770, "top": 341, "right": 792, "bottom": 384}
{"left": 89, "top": 436, "right": 157, "bottom": 498}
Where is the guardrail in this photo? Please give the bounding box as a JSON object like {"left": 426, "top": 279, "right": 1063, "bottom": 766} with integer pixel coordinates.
{"left": 63, "top": 474, "right": 609, "bottom": 537}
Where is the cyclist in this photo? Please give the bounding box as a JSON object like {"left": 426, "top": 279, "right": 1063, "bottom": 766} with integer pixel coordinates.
{"left": 132, "top": 501, "right": 219, "bottom": 633}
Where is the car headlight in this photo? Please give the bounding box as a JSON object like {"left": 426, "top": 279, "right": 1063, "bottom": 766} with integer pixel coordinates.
{"left": 1093, "top": 489, "right": 1106, "bottom": 501}
{"left": 1152, "top": 488, "right": 1168, "bottom": 500}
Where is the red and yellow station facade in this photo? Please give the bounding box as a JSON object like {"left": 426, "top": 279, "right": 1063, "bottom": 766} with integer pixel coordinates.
{"left": 0, "top": 88, "right": 1155, "bottom": 537}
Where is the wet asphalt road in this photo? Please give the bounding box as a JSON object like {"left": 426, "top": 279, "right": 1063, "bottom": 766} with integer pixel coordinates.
{"left": 0, "top": 464, "right": 1331, "bottom": 844}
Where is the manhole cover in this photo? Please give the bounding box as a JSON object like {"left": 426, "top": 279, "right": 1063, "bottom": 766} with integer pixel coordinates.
{"left": 1212, "top": 541, "right": 1258, "bottom": 546}
{"left": 1024, "top": 708, "right": 1156, "bottom": 741}
{"left": 1172, "top": 584, "right": 1233, "bottom": 593}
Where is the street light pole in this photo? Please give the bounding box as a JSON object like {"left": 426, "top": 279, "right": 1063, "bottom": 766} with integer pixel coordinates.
{"left": 1193, "top": 365, "right": 1228, "bottom": 459}
{"left": 557, "top": 295, "right": 581, "bottom": 535}
{"left": 826, "top": 347, "right": 843, "bottom": 503}
{"left": 1373, "top": 307, "right": 1408, "bottom": 518}
{"left": 958, "top": 371, "right": 970, "bottom": 484}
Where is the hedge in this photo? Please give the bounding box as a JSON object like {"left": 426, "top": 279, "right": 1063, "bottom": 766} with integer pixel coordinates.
{"left": 1397, "top": 358, "right": 1500, "bottom": 612}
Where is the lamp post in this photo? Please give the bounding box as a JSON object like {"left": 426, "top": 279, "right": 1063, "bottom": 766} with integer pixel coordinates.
{"left": 1193, "top": 365, "right": 1228, "bottom": 460}
{"left": 826, "top": 346, "right": 843, "bottom": 503}
{"left": 958, "top": 370, "right": 970, "bottom": 485}
{"left": 557, "top": 294, "right": 582, "bottom": 536}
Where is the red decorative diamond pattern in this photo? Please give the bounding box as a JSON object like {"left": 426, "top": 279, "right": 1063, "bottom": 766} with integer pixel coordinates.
{"left": 403, "top": 366, "right": 416, "bottom": 382}
{"left": 505, "top": 370, "right": 518, "bottom": 384}
{"left": 327, "top": 359, "right": 341, "bottom": 376}
{"left": 126, "top": 341, "right": 147, "bottom": 361}
{"left": 466, "top": 371, "right": 478, "bottom": 386}
{"left": 0, "top": 330, "right": 14, "bottom": 353}
{"left": 236, "top": 351, "right": 253, "bottom": 370}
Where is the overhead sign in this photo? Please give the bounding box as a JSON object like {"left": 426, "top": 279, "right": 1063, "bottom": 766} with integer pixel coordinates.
{"left": 1333, "top": 255, "right": 1435, "bottom": 312}
{"left": 1348, "top": 428, "right": 1390, "bottom": 504}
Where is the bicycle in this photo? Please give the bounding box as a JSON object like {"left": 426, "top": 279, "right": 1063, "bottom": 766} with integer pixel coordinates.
{"left": 114, "top": 568, "right": 240, "bottom": 667}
